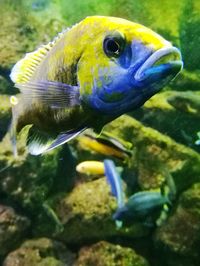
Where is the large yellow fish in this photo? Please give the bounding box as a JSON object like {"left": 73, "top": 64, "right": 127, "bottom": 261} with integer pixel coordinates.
{"left": 10, "top": 16, "right": 183, "bottom": 155}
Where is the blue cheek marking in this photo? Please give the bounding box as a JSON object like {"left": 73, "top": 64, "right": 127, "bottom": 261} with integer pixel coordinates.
{"left": 83, "top": 41, "right": 171, "bottom": 115}
{"left": 118, "top": 46, "right": 132, "bottom": 68}
{"left": 86, "top": 87, "right": 147, "bottom": 116}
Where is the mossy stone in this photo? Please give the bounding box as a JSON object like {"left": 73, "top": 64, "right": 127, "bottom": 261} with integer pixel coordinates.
{"left": 75, "top": 241, "right": 149, "bottom": 266}
{"left": 154, "top": 183, "right": 200, "bottom": 266}
{"left": 3, "top": 238, "right": 75, "bottom": 266}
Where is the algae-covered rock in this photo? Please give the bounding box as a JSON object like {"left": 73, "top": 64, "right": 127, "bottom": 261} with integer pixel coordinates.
{"left": 132, "top": 90, "right": 200, "bottom": 150}
{"left": 1, "top": 114, "right": 200, "bottom": 245}
{"left": 3, "top": 237, "right": 75, "bottom": 266}
{"left": 154, "top": 183, "right": 200, "bottom": 266}
{"left": 0, "top": 0, "right": 64, "bottom": 94}
{"left": 0, "top": 133, "right": 76, "bottom": 234}
{"left": 104, "top": 115, "right": 200, "bottom": 192}
{"left": 35, "top": 177, "right": 147, "bottom": 244}
{"left": 75, "top": 241, "right": 149, "bottom": 266}
{"left": 0, "top": 205, "right": 30, "bottom": 258}
{"left": 170, "top": 70, "right": 200, "bottom": 91}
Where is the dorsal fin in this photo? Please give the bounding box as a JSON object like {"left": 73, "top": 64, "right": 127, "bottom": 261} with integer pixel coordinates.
{"left": 10, "top": 28, "right": 69, "bottom": 84}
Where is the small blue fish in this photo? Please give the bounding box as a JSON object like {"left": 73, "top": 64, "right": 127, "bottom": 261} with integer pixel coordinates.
{"left": 104, "top": 159, "right": 125, "bottom": 228}
{"left": 195, "top": 132, "right": 200, "bottom": 145}
{"left": 113, "top": 191, "right": 170, "bottom": 225}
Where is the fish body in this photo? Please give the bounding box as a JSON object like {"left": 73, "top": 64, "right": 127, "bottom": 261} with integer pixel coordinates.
{"left": 104, "top": 159, "right": 125, "bottom": 228}
{"left": 195, "top": 132, "right": 200, "bottom": 145}
{"left": 76, "top": 161, "right": 105, "bottom": 175}
{"left": 78, "top": 131, "right": 132, "bottom": 160}
{"left": 10, "top": 16, "right": 183, "bottom": 155}
{"left": 104, "top": 159, "right": 125, "bottom": 208}
{"left": 113, "top": 191, "right": 170, "bottom": 224}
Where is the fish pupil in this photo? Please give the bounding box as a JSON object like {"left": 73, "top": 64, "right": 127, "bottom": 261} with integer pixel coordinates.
{"left": 107, "top": 40, "right": 119, "bottom": 54}
{"left": 104, "top": 38, "right": 121, "bottom": 57}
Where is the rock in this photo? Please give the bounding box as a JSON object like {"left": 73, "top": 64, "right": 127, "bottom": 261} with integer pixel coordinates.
{"left": 75, "top": 241, "right": 149, "bottom": 266}
{"left": 34, "top": 177, "right": 147, "bottom": 244}
{"left": 104, "top": 115, "right": 200, "bottom": 192}
{"left": 0, "top": 133, "right": 77, "bottom": 234}
{"left": 1, "top": 113, "right": 200, "bottom": 242}
{"left": 132, "top": 90, "right": 200, "bottom": 150}
{"left": 37, "top": 115, "right": 200, "bottom": 244}
{"left": 0, "top": 205, "right": 30, "bottom": 259}
{"left": 74, "top": 111, "right": 200, "bottom": 192}
{"left": 3, "top": 237, "right": 75, "bottom": 266}
{"left": 170, "top": 70, "right": 200, "bottom": 91}
{"left": 167, "top": 91, "right": 200, "bottom": 116}
{"left": 154, "top": 183, "right": 200, "bottom": 266}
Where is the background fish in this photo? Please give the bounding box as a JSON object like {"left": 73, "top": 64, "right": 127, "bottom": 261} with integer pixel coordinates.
{"left": 77, "top": 131, "right": 133, "bottom": 161}
{"left": 104, "top": 159, "right": 125, "bottom": 228}
{"left": 10, "top": 16, "right": 183, "bottom": 155}
{"left": 104, "top": 159, "right": 125, "bottom": 208}
{"left": 76, "top": 160, "right": 105, "bottom": 176}
{"left": 113, "top": 190, "right": 170, "bottom": 225}
{"left": 195, "top": 132, "right": 200, "bottom": 145}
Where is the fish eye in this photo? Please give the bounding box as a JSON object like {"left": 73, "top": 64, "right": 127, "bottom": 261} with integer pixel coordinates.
{"left": 103, "top": 32, "right": 125, "bottom": 58}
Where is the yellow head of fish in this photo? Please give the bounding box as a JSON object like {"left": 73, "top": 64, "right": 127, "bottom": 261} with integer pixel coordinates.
{"left": 76, "top": 16, "right": 183, "bottom": 115}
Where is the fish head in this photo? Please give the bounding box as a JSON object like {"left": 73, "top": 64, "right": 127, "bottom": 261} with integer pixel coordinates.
{"left": 78, "top": 16, "right": 183, "bottom": 115}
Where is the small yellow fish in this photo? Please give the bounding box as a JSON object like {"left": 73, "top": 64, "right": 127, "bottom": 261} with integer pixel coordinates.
{"left": 10, "top": 16, "right": 183, "bottom": 155}
{"left": 76, "top": 161, "right": 105, "bottom": 175}
{"left": 78, "top": 131, "right": 132, "bottom": 160}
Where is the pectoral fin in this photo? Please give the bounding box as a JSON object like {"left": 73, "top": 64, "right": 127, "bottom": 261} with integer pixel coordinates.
{"left": 27, "top": 125, "right": 87, "bottom": 155}
{"left": 16, "top": 81, "right": 80, "bottom": 108}
{"left": 44, "top": 127, "right": 87, "bottom": 153}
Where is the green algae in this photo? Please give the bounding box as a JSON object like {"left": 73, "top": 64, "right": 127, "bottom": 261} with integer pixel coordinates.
{"left": 34, "top": 177, "right": 148, "bottom": 244}
{"left": 75, "top": 241, "right": 149, "bottom": 266}
{"left": 132, "top": 90, "right": 200, "bottom": 150}
{"left": 179, "top": 0, "right": 200, "bottom": 70}
{"left": 0, "top": 133, "right": 76, "bottom": 238}
{"left": 154, "top": 183, "right": 200, "bottom": 266}
{"left": 0, "top": 205, "right": 30, "bottom": 259}
{"left": 105, "top": 115, "right": 200, "bottom": 192}
{"left": 3, "top": 238, "right": 75, "bottom": 266}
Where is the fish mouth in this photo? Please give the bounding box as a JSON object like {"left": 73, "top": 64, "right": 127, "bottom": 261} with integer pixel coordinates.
{"left": 134, "top": 47, "right": 183, "bottom": 84}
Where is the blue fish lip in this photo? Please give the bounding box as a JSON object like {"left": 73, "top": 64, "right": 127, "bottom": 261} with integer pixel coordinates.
{"left": 133, "top": 46, "right": 183, "bottom": 82}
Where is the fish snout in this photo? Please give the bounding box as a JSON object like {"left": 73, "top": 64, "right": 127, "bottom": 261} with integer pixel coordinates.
{"left": 134, "top": 46, "right": 183, "bottom": 83}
